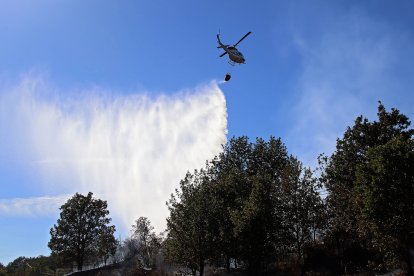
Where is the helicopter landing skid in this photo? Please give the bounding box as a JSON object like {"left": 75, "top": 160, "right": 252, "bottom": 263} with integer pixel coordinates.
{"left": 227, "top": 61, "right": 236, "bottom": 66}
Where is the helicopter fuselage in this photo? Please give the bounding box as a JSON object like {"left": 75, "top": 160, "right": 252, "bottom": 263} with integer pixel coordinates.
{"left": 226, "top": 46, "right": 245, "bottom": 64}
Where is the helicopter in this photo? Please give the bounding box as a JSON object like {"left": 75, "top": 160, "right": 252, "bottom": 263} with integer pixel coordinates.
{"left": 217, "top": 31, "right": 251, "bottom": 64}
{"left": 217, "top": 31, "right": 251, "bottom": 81}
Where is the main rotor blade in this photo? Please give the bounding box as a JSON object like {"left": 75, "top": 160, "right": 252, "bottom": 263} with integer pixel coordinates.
{"left": 234, "top": 31, "right": 252, "bottom": 47}
{"left": 220, "top": 52, "right": 228, "bottom": 57}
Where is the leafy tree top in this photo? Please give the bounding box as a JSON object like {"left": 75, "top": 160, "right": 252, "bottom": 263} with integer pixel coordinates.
{"left": 49, "top": 192, "right": 116, "bottom": 271}
{"left": 324, "top": 102, "right": 413, "bottom": 200}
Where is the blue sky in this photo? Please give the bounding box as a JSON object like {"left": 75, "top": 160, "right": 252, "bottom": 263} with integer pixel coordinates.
{"left": 1, "top": 0, "right": 414, "bottom": 264}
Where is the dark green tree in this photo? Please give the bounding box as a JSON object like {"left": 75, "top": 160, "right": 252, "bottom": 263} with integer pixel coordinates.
{"left": 355, "top": 136, "right": 414, "bottom": 272}
{"left": 165, "top": 169, "right": 217, "bottom": 276}
{"left": 98, "top": 226, "right": 118, "bottom": 266}
{"left": 5, "top": 255, "right": 70, "bottom": 276}
{"left": 281, "top": 157, "right": 323, "bottom": 260}
{"left": 209, "top": 136, "right": 253, "bottom": 270}
{"left": 6, "top": 257, "right": 28, "bottom": 275}
{"left": 207, "top": 136, "right": 293, "bottom": 274}
{"left": 322, "top": 102, "right": 414, "bottom": 272}
{"left": 166, "top": 136, "right": 326, "bottom": 275}
{"left": 228, "top": 137, "right": 289, "bottom": 274}
{"left": 48, "top": 192, "right": 116, "bottom": 271}
{"left": 0, "top": 262, "right": 5, "bottom": 276}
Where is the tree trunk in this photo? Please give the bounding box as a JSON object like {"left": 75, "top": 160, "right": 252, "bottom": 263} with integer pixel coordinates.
{"left": 405, "top": 248, "right": 413, "bottom": 276}
{"left": 248, "top": 257, "right": 260, "bottom": 276}
{"left": 77, "top": 252, "right": 84, "bottom": 271}
{"left": 226, "top": 257, "right": 231, "bottom": 272}
{"left": 199, "top": 259, "right": 204, "bottom": 276}
{"left": 77, "top": 260, "right": 82, "bottom": 271}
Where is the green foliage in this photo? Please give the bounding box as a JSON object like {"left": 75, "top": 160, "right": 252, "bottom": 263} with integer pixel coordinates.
{"left": 4, "top": 255, "right": 67, "bottom": 276}
{"left": 212, "top": 137, "right": 291, "bottom": 272}
{"left": 0, "top": 262, "right": 5, "bottom": 276}
{"left": 324, "top": 103, "right": 413, "bottom": 228}
{"left": 165, "top": 136, "right": 324, "bottom": 275}
{"left": 355, "top": 136, "right": 414, "bottom": 270}
{"left": 165, "top": 102, "right": 414, "bottom": 275}
{"left": 281, "top": 157, "right": 325, "bottom": 259}
{"left": 6, "top": 257, "right": 28, "bottom": 275}
{"left": 165, "top": 169, "right": 216, "bottom": 275}
{"left": 98, "top": 226, "right": 118, "bottom": 266}
{"left": 48, "top": 192, "right": 117, "bottom": 271}
{"left": 322, "top": 102, "right": 414, "bottom": 273}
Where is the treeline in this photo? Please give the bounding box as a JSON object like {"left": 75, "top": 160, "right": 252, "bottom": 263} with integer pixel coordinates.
{"left": 163, "top": 102, "right": 414, "bottom": 275}
{"left": 165, "top": 136, "right": 324, "bottom": 275}
{"left": 1, "top": 195, "right": 164, "bottom": 275}
{"left": 2, "top": 103, "right": 413, "bottom": 275}
{"left": 164, "top": 103, "right": 414, "bottom": 275}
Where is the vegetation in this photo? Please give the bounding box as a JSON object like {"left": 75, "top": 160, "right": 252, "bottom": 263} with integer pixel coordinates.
{"left": 3, "top": 102, "right": 413, "bottom": 275}
{"left": 164, "top": 102, "right": 413, "bottom": 275}
{"left": 130, "top": 217, "right": 162, "bottom": 269}
{"left": 48, "top": 192, "right": 117, "bottom": 271}
{"left": 164, "top": 136, "right": 325, "bottom": 275}
{"left": 0, "top": 262, "right": 6, "bottom": 276}
{"left": 321, "top": 102, "right": 414, "bottom": 273}
{"left": 2, "top": 255, "right": 73, "bottom": 276}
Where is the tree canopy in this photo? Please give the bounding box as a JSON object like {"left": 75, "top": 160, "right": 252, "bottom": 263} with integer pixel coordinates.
{"left": 48, "top": 192, "right": 117, "bottom": 271}
{"left": 131, "top": 217, "right": 161, "bottom": 269}
{"left": 165, "top": 136, "right": 323, "bottom": 275}
{"left": 322, "top": 102, "right": 414, "bottom": 272}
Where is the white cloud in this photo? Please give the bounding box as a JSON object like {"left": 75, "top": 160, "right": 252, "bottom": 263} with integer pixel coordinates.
{"left": 286, "top": 10, "right": 414, "bottom": 168}
{"left": 0, "top": 76, "right": 228, "bottom": 233}
{"left": 0, "top": 195, "right": 70, "bottom": 217}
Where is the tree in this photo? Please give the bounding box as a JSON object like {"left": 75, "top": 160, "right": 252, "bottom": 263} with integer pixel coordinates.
{"left": 225, "top": 137, "right": 290, "bottom": 274}
{"left": 165, "top": 136, "right": 327, "bottom": 275}
{"left": 4, "top": 255, "right": 71, "bottom": 276}
{"left": 0, "top": 262, "right": 5, "bottom": 276}
{"left": 165, "top": 170, "right": 216, "bottom": 276}
{"left": 6, "top": 256, "right": 28, "bottom": 275}
{"left": 49, "top": 192, "right": 117, "bottom": 271}
{"left": 132, "top": 217, "right": 161, "bottom": 268}
{"left": 209, "top": 136, "right": 253, "bottom": 271}
{"left": 322, "top": 102, "right": 414, "bottom": 272}
{"left": 98, "top": 226, "right": 118, "bottom": 266}
{"left": 355, "top": 136, "right": 414, "bottom": 272}
{"left": 281, "top": 157, "right": 323, "bottom": 260}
